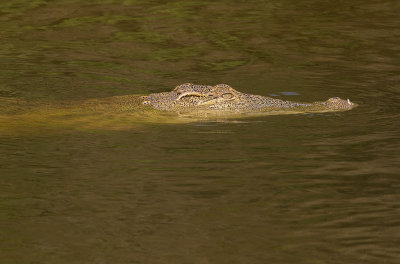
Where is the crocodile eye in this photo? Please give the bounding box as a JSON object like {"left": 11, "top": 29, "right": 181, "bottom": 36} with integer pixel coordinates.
{"left": 221, "top": 93, "right": 234, "bottom": 99}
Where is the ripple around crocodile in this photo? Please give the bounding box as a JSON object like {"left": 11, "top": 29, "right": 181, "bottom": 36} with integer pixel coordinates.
{"left": 141, "top": 83, "right": 357, "bottom": 116}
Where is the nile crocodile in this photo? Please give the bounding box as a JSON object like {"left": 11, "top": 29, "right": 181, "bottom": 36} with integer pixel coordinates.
{"left": 142, "top": 83, "right": 356, "bottom": 115}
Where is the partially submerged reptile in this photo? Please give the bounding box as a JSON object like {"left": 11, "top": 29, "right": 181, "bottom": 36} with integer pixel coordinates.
{"left": 142, "top": 83, "right": 356, "bottom": 116}
{"left": 0, "top": 83, "right": 356, "bottom": 135}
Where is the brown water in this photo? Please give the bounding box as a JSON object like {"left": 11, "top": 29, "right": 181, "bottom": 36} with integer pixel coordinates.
{"left": 1, "top": 0, "right": 400, "bottom": 263}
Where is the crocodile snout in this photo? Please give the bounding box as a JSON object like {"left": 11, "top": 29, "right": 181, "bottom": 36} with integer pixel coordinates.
{"left": 325, "top": 97, "right": 357, "bottom": 110}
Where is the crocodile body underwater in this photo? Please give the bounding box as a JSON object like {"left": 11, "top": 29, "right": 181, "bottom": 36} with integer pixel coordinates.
{"left": 142, "top": 83, "right": 357, "bottom": 116}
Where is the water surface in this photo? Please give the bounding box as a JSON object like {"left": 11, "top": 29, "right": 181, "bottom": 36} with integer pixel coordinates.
{"left": 1, "top": 0, "right": 399, "bottom": 263}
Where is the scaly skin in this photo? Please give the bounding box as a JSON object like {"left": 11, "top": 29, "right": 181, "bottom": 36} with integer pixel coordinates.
{"left": 142, "top": 83, "right": 357, "bottom": 114}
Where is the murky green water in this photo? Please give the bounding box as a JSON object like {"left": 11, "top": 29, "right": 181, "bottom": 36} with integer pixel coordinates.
{"left": 1, "top": 0, "right": 399, "bottom": 263}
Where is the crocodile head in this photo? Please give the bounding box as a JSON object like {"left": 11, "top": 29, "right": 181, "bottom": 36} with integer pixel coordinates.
{"left": 142, "top": 83, "right": 356, "bottom": 113}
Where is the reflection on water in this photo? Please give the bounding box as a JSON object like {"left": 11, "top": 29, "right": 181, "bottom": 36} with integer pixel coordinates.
{"left": 1, "top": 0, "right": 400, "bottom": 263}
